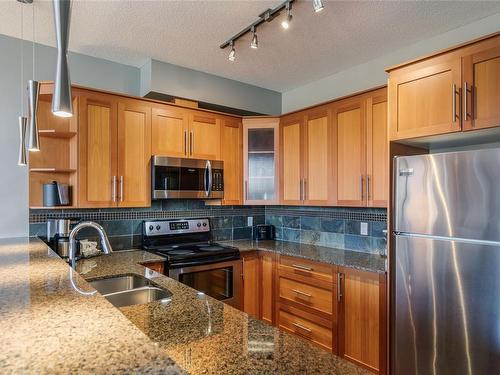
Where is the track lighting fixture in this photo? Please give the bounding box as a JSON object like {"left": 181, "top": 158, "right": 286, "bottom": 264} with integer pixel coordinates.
{"left": 281, "top": 2, "right": 292, "bottom": 30}
{"left": 250, "top": 27, "right": 258, "bottom": 49}
{"left": 313, "top": 0, "right": 324, "bottom": 13}
{"left": 228, "top": 41, "right": 236, "bottom": 62}
{"left": 220, "top": 0, "right": 325, "bottom": 61}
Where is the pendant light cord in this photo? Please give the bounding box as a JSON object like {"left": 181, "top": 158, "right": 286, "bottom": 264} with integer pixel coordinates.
{"left": 32, "top": 2, "right": 35, "bottom": 80}
{"left": 20, "top": 4, "right": 24, "bottom": 114}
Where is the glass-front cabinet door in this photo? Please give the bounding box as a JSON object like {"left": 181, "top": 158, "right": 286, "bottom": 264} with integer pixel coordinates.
{"left": 242, "top": 118, "right": 280, "bottom": 204}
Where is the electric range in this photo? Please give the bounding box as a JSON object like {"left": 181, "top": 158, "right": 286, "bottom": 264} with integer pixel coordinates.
{"left": 142, "top": 218, "right": 242, "bottom": 308}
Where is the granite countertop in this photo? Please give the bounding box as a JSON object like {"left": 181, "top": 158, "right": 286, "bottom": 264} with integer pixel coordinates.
{"left": 0, "top": 237, "right": 181, "bottom": 374}
{"left": 221, "top": 239, "right": 387, "bottom": 274}
{"left": 0, "top": 237, "right": 371, "bottom": 374}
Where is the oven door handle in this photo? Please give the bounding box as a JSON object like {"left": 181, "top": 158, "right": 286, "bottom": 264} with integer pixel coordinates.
{"left": 205, "top": 160, "right": 212, "bottom": 197}
{"left": 169, "top": 255, "right": 240, "bottom": 269}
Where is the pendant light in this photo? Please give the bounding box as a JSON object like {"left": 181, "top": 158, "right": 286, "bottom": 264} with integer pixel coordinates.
{"left": 18, "top": 2, "right": 27, "bottom": 166}
{"left": 228, "top": 41, "right": 236, "bottom": 62}
{"left": 51, "top": 0, "right": 73, "bottom": 118}
{"left": 27, "top": 1, "right": 40, "bottom": 152}
{"left": 312, "top": 0, "right": 324, "bottom": 13}
{"left": 250, "top": 26, "right": 258, "bottom": 49}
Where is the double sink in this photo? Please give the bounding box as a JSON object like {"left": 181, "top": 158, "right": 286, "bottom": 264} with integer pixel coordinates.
{"left": 88, "top": 274, "right": 172, "bottom": 308}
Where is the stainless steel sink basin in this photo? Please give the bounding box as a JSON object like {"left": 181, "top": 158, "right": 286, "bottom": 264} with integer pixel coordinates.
{"left": 104, "top": 287, "right": 172, "bottom": 308}
{"left": 87, "top": 275, "right": 172, "bottom": 307}
{"left": 88, "top": 274, "right": 152, "bottom": 295}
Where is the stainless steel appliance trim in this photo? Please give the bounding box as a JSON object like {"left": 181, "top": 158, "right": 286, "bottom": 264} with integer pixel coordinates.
{"left": 205, "top": 160, "right": 212, "bottom": 197}
{"left": 144, "top": 218, "right": 210, "bottom": 236}
{"left": 153, "top": 190, "right": 224, "bottom": 200}
{"left": 152, "top": 156, "right": 224, "bottom": 170}
{"left": 168, "top": 259, "right": 242, "bottom": 309}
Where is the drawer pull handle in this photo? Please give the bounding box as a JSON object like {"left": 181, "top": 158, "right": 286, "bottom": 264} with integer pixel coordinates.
{"left": 293, "top": 322, "right": 312, "bottom": 333}
{"left": 291, "top": 264, "right": 313, "bottom": 271}
{"left": 292, "top": 289, "right": 312, "bottom": 298}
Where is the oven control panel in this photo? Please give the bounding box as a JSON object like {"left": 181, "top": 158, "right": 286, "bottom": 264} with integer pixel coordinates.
{"left": 144, "top": 218, "right": 210, "bottom": 236}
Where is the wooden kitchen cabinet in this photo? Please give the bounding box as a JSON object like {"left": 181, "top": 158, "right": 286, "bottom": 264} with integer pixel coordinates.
{"left": 242, "top": 118, "right": 280, "bottom": 205}
{"left": 221, "top": 117, "right": 243, "bottom": 205}
{"left": 117, "top": 99, "right": 152, "bottom": 207}
{"left": 388, "top": 56, "right": 462, "bottom": 140}
{"left": 78, "top": 92, "right": 118, "bottom": 208}
{"left": 333, "top": 89, "right": 388, "bottom": 208}
{"left": 338, "top": 267, "right": 387, "bottom": 375}
{"left": 242, "top": 252, "right": 260, "bottom": 318}
{"left": 280, "top": 112, "right": 303, "bottom": 205}
{"left": 151, "top": 105, "right": 189, "bottom": 157}
{"left": 79, "top": 93, "right": 151, "bottom": 208}
{"left": 260, "top": 251, "right": 276, "bottom": 325}
{"left": 188, "top": 112, "right": 221, "bottom": 160}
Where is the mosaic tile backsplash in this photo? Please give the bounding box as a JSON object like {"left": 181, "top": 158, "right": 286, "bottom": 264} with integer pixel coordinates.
{"left": 30, "top": 201, "right": 387, "bottom": 255}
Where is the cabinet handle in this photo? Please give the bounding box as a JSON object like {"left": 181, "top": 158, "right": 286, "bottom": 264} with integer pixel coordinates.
{"left": 112, "top": 176, "right": 117, "bottom": 202}
{"left": 303, "top": 178, "right": 307, "bottom": 201}
{"left": 367, "top": 175, "right": 370, "bottom": 201}
{"left": 452, "top": 83, "right": 459, "bottom": 123}
{"left": 293, "top": 322, "right": 312, "bottom": 333}
{"left": 291, "top": 264, "right": 313, "bottom": 271}
{"left": 244, "top": 180, "right": 248, "bottom": 201}
{"left": 184, "top": 130, "right": 188, "bottom": 155}
{"left": 119, "top": 176, "right": 124, "bottom": 202}
{"left": 463, "top": 82, "right": 472, "bottom": 124}
{"left": 360, "top": 175, "right": 364, "bottom": 200}
{"left": 299, "top": 179, "right": 303, "bottom": 201}
{"left": 292, "top": 289, "right": 312, "bottom": 298}
{"left": 190, "top": 132, "right": 193, "bottom": 156}
{"left": 337, "top": 273, "right": 343, "bottom": 302}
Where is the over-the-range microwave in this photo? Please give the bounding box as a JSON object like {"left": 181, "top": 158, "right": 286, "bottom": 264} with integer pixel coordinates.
{"left": 152, "top": 156, "right": 224, "bottom": 199}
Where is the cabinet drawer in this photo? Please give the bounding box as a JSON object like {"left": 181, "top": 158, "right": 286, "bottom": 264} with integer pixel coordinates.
{"left": 279, "top": 276, "right": 332, "bottom": 315}
{"left": 279, "top": 309, "right": 332, "bottom": 350}
{"left": 279, "top": 255, "right": 334, "bottom": 283}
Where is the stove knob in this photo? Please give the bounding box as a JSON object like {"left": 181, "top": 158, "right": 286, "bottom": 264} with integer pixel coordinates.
{"left": 149, "top": 225, "right": 154, "bottom": 231}
{"left": 197, "top": 222, "right": 202, "bottom": 227}
{"left": 156, "top": 225, "right": 161, "bottom": 231}
{"left": 202, "top": 222, "right": 207, "bottom": 227}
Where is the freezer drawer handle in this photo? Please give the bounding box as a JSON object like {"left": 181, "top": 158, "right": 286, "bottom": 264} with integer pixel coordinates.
{"left": 399, "top": 168, "right": 414, "bottom": 176}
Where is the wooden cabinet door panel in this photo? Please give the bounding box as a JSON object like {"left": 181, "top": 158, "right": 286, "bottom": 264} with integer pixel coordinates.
{"left": 334, "top": 99, "right": 365, "bottom": 206}
{"left": 151, "top": 106, "right": 188, "bottom": 157}
{"left": 463, "top": 45, "right": 500, "bottom": 130}
{"left": 338, "top": 268, "right": 386, "bottom": 374}
{"left": 260, "top": 252, "right": 275, "bottom": 324}
{"left": 279, "top": 309, "right": 332, "bottom": 351}
{"left": 280, "top": 114, "right": 303, "bottom": 205}
{"left": 242, "top": 254, "right": 260, "bottom": 318}
{"left": 279, "top": 276, "right": 333, "bottom": 315}
{"left": 117, "top": 100, "right": 151, "bottom": 207}
{"left": 304, "top": 109, "right": 332, "bottom": 205}
{"left": 189, "top": 113, "right": 221, "bottom": 160}
{"left": 389, "top": 58, "right": 461, "bottom": 140}
{"left": 221, "top": 117, "right": 243, "bottom": 205}
{"left": 366, "top": 91, "right": 388, "bottom": 208}
{"left": 78, "top": 94, "right": 117, "bottom": 207}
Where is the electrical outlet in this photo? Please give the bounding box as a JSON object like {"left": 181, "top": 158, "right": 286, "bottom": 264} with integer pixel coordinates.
{"left": 360, "top": 222, "right": 369, "bottom": 236}
{"left": 247, "top": 216, "right": 253, "bottom": 227}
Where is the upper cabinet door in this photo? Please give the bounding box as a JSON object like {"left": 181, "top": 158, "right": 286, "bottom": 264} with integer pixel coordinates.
{"left": 117, "top": 100, "right": 151, "bottom": 207}
{"left": 189, "top": 112, "right": 221, "bottom": 160}
{"left": 366, "top": 90, "right": 388, "bottom": 208}
{"left": 389, "top": 57, "right": 462, "bottom": 140}
{"left": 280, "top": 113, "right": 303, "bottom": 205}
{"left": 462, "top": 44, "right": 500, "bottom": 131}
{"left": 334, "top": 98, "right": 366, "bottom": 207}
{"left": 242, "top": 118, "right": 280, "bottom": 205}
{"left": 304, "top": 108, "right": 333, "bottom": 206}
{"left": 221, "top": 117, "right": 243, "bottom": 205}
{"left": 78, "top": 93, "right": 118, "bottom": 208}
{"left": 151, "top": 106, "right": 189, "bottom": 157}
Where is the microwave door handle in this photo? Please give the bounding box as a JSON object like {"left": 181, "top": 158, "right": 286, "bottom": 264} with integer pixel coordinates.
{"left": 205, "top": 160, "right": 212, "bottom": 197}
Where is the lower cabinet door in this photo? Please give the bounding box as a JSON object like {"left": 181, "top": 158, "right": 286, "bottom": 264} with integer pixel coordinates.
{"left": 278, "top": 307, "right": 333, "bottom": 351}
{"left": 260, "top": 251, "right": 275, "bottom": 324}
{"left": 242, "top": 254, "right": 260, "bottom": 318}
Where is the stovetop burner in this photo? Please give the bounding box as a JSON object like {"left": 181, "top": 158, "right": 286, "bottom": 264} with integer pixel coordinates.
{"left": 167, "top": 249, "right": 196, "bottom": 256}
{"left": 198, "top": 245, "right": 224, "bottom": 252}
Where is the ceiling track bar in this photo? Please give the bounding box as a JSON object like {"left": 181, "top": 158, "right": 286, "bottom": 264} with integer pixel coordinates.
{"left": 219, "top": 0, "right": 295, "bottom": 49}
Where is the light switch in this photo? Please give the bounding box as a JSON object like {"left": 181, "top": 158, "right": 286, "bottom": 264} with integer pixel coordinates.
{"left": 360, "top": 222, "right": 368, "bottom": 236}
{"left": 247, "top": 216, "right": 253, "bottom": 227}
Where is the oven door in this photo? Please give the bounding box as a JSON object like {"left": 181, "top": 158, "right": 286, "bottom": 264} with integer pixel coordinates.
{"left": 169, "top": 260, "right": 242, "bottom": 309}
{"left": 152, "top": 156, "right": 223, "bottom": 199}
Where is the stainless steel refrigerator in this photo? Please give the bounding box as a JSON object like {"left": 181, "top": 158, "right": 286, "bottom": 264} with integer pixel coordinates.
{"left": 393, "top": 149, "right": 500, "bottom": 375}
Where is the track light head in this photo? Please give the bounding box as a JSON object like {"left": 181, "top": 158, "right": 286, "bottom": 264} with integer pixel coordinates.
{"left": 281, "top": 2, "right": 292, "bottom": 29}
{"left": 250, "top": 27, "right": 258, "bottom": 49}
{"left": 228, "top": 41, "right": 236, "bottom": 62}
{"left": 313, "top": 0, "right": 324, "bottom": 13}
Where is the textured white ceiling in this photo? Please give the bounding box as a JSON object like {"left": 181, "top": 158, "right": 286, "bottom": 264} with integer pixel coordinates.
{"left": 1, "top": 0, "right": 500, "bottom": 92}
